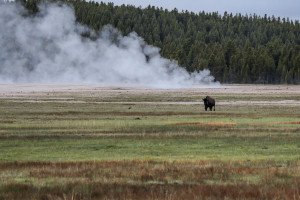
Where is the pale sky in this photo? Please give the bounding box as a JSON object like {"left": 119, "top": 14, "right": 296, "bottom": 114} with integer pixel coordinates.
{"left": 97, "top": 0, "right": 300, "bottom": 21}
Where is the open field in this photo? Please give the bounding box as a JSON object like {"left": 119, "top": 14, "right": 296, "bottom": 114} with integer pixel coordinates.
{"left": 0, "top": 84, "right": 300, "bottom": 199}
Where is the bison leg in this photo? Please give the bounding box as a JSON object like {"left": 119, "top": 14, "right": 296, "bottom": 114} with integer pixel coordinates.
{"left": 214, "top": 106, "right": 215, "bottom": 111}
{"left": 209, "top": 106, "right": 212, "bottom": 111}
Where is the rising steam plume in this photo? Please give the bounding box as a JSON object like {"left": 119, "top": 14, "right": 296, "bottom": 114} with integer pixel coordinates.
{"left": 0, "top": 2, "right": 219, "bottom": 88}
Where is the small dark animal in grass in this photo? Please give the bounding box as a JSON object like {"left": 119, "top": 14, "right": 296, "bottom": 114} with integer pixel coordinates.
{"left": 203, "top": 96, "right": 215, "bottom": 111}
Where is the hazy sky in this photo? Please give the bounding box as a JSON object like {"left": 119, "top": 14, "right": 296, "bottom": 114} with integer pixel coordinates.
{"left": 98, "top": 0, "right": 300, "bottom": 21}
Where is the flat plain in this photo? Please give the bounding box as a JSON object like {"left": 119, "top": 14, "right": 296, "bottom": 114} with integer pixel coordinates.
{"left": 0, "top": 84, "right": 300, "bottom": 199}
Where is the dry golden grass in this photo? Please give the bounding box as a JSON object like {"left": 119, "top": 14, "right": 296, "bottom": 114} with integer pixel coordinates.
{"left": 1, "top": 160, "right": 300, "bottom": 200}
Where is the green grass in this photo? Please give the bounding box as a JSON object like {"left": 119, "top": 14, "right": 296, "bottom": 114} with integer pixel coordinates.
{"left": 0, "top": 136, "right": 299, "bottom": 162}
{"left": 1, "top": 95, "right": 300, "bottom": 162}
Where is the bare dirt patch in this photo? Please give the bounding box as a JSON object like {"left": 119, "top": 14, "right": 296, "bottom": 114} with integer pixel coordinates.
{"left": 1, "top": 84, "right": 300, "bottom": 106}
{"left": 1, "top": 84, "right": 300, "bottom": 95}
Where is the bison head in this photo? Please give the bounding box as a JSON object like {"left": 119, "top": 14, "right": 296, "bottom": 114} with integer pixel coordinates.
{"left": 203, "top": 98, "right": 208, "bottom": 111}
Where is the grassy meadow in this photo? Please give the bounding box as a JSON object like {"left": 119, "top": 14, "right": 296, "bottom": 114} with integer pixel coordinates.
{"left": 0, "top": 84, "right": 299, "bottom": 199}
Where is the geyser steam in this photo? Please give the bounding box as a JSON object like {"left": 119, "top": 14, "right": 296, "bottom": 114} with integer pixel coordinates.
{"left": 0, "top": 2, "right": 219, "bottom": 88}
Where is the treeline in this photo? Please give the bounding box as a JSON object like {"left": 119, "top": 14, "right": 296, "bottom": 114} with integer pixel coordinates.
{"left": 17, "top": 0, "right": 300, "bottom": 83}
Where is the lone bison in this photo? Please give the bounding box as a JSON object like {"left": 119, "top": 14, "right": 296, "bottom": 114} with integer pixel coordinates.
{"left": 203, "top": 96, "right": 215, "bottom": 111}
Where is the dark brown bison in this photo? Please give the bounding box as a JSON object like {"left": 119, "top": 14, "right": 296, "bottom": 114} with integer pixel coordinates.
{"left": 203, "top": 96, "right": 215, "bottom": 111}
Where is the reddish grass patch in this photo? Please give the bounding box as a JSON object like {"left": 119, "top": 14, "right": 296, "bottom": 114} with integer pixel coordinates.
{"left": 273, "top": 121, "right": 300, "bottom": 125}
{"left": 172, "top": 121, "right": 300, "bottom": 127}
{"left": 171, "top": 122, "right": 237, "bottom": 126}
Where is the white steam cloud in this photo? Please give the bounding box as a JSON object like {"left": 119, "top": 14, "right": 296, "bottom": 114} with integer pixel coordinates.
{"left": 0, "top": 2, "right": 219, "bottom": 88}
